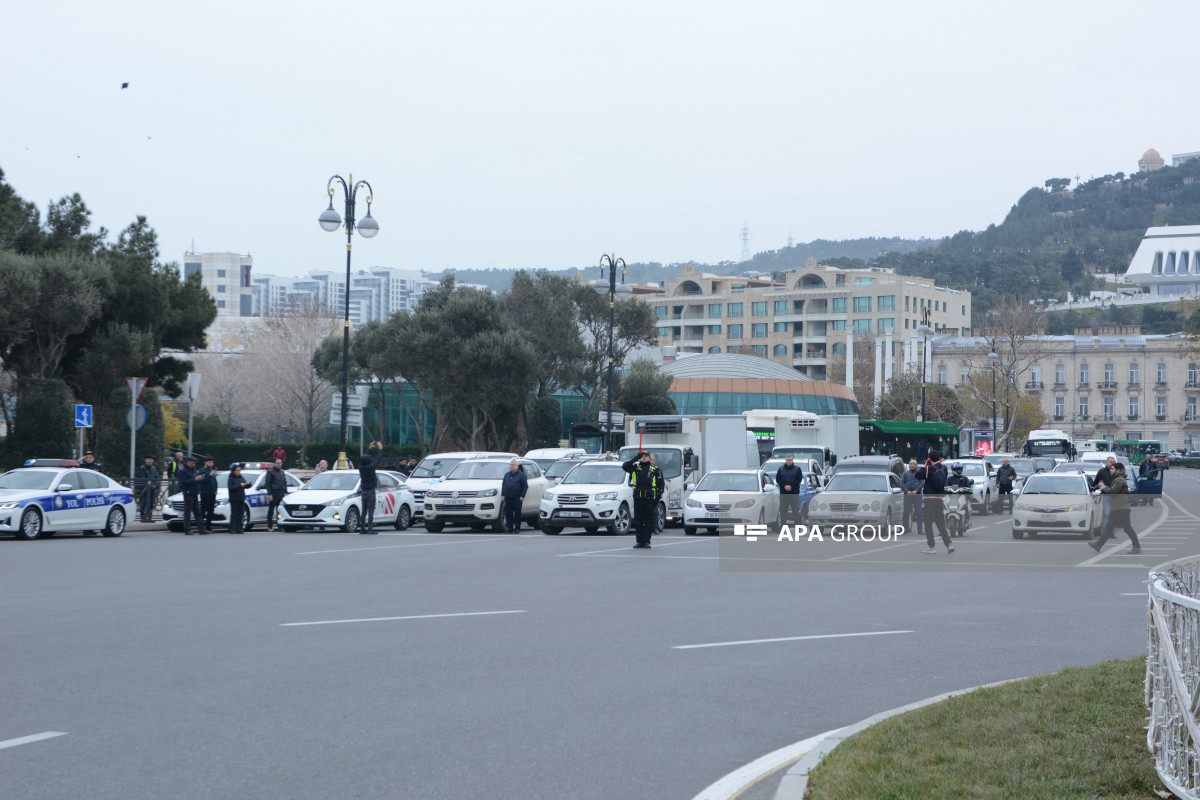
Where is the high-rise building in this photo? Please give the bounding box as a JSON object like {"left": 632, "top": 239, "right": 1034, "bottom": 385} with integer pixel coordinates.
{"left": 183, "top": 251, "right": 253, "bottom": 317}
{"left": 243, "top": 266, "right": 440, "bottom": 322}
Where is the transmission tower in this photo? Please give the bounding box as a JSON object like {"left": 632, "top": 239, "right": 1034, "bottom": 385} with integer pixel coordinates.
{"left": 787, "top": 230, "right": 794, "bottom": 248}
{"left": 740, "top": 223, "right": 751, "bottom": 262}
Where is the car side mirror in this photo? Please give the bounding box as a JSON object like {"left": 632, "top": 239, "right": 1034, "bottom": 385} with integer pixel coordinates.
{"left": 684, "top": 482, "right": 696, "bottom": 491}
{"left": 55, "top": 484, "right": 73, "bottom": 492}
{"left": 891, "top": 487, "right": 903, "bottom": 494}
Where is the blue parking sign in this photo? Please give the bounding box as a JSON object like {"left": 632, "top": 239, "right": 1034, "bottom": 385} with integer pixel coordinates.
{"left": 74, "top": 404, "right": 93, "bottom": 428}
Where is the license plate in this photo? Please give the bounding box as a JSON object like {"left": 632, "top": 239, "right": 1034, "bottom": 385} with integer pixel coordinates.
{"left": 444, "top": 499, "right": 467, "bottom": 506}
{"left": 292, "top": 510, "right": 315, "bottom": 517}
{"left": 1040, "top": 514, "right": 1056, "bottom": 522}
{"left": 558, "top": 510, "right": 584, "bottom": 518}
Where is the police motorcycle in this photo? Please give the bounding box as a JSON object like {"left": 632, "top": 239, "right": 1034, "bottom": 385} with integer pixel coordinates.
{"left": 943, "top": 462, "right": 974, "bottom": 537}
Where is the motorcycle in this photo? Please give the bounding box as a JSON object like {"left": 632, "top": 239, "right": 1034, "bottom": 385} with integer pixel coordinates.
{"left": 944, "top": 485, "right": 973, "bottom": 538}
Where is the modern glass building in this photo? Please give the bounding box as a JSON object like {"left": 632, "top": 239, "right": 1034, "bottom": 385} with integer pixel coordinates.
{"left": 660, "top": 353, "right": 859, "bottom": 415}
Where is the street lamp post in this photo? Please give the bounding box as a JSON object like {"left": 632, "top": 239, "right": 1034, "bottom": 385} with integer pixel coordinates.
{"left": 318, "top": 174, "right": 379, "bottom": 470}
{"left": 988, "top": 350, "right": 999, "bottom": 447}
{"left": 595, "top": 254, "right": 629, "bottom": 453}
{"left": 916, "top": 307, "right": 934, "bottom": 422}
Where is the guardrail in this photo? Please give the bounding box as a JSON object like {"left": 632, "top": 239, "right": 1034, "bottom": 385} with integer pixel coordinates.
{"left": 1147, "top": 554, "right": 1200, "bottom": 798}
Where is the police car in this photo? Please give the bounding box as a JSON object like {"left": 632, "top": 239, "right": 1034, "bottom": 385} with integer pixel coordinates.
{"left": 0, "top": 460, "right": 136, "bottom": 540}
{"left": 276, "top": 470, "right": 415, "bottom": 532}
{"left": 161, "top": 463, "right": 303, "bottom": 532}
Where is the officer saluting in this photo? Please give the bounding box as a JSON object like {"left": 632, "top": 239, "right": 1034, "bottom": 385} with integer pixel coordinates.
{"left": 622, "top": 451, "right": 660, "bottom": 549}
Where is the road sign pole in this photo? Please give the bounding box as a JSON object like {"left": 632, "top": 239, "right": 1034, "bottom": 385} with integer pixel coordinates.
{"left": 78, "top": 427, "right": 84, "bottom": 460}
{"left": 126, "top": 378, "right": 147, "bottom": 483}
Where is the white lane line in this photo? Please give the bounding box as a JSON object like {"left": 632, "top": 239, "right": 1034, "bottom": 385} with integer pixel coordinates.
{"left": 673, "top": 630, "right": 912, "bottom": 650}
{"left": 296, "top": 537, "right": 507, "bottom": 555}
{"left": 1078, "top": 501, "right": 1168, "bottom": 566}
{"left": 558, "top": 539, "right": 712, "bottom": 557}
{"left": 1164, "top": 494, "right": 1200, "bottom": 520}
{"left": 1120, "top": 592, "right": 1146, "bottom": 596}
{"left": 282, "top": 610, "right": 527, "bottom": 627}
{"left": 0, "top": 731, "right": 67, "bottom": 751}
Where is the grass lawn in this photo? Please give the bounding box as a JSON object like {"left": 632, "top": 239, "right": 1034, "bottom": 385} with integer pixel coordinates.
{"left": 805, "top": 657, "right": 1164, "bottom": 800}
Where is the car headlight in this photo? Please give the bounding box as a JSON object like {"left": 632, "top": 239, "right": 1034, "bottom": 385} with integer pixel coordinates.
{"left": 1013, "top": 503, "right": 1028, "bottom": 512}
{"left": 216, "top": 499, "right": 229, "bottom": 507}
{"left": 543, "top": 492, "right": 555, "bottom": 502}
{"left": 595, "top": 491, "right": 618, "bottom": 501}
{"left": 328, "top": 498, "right": 344, "bottom": 507}
{"left": 1065, "top": 505, "right": 1081, "bottom": 513}
{"left": 733, "top": 498, "right": 756, "bottom": 508}
{"left": 816, "top": 502, "right": 826, "bottom": 510}
{"left": 0, "top": 502, "right": 17, "bottom": 510}
{"left": 480, "top": 488, "right": 498, "bottom": 497}
{"left": 870, "top": 500, "right": 881, "bottom": 511}
{"left": 686, "top": 497, "right": 702, "bottom": 508}
{"left": 669, "top": 489, "right": 681, "bottom": 508}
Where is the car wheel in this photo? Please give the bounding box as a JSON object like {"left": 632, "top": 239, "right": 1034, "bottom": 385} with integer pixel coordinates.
{"left": 1012, "top": 527, "right": 1024, "bottom": 539}
{"left": 982, "top": 491, "right": 990, "bottom": 514}
{"left": 343, "top": 506, "right": 360, "bottom": 533}
{"left": 541, "top": 525, "right": 561, "bottom": 535}
{"left": 243, "top": 504, "right": 255, "bottom": 531}
{"left": 884, "top": 509, "right": 893, "bottom": 530}
{"left": 394, "top": 506, "right": 412, "bottom": 531}
{"left": 167, "top": 521, "right": 184, "bottom": 533}
{"left": 526, "top": 516, "right": 540, "bottom": 532}
{"left": 490, "top": 516, "right": 505, "bottom": 533}
{"left": 584, "top": 526, "right": 599, "bottom": 534}
{"left": 471, "top": 522, "right": 487, "bottom": 532}
{"left": 17, "top": 507, "right": 43, "bottom": 540}
{"left": 281, "top": 525, "right": 298, "bottom": 533}
{"left": 656, "top": 503, "right": 667, "bottom": 533}
{"left": 800, "top": 503, "right": 809, "bottom": 525}
{"left": 684, "top": 525, "right": 697, "bottom": 536}
{"left": 610, "top": 504, "right": 632, "bottom": 535}
{"left": 424, "top": 519, "right": 445, "bottom": 533}
{"left": 101, "top": 506, "right": 126, "bottom": 537}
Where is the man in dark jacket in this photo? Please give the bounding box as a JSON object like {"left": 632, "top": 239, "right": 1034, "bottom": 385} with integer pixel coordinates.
{"left": 900, "top": 459, "right": 925, "bottom": 537}
{"left": 178, "top": 455, "right": 208, "bottom": 535}
{"left": 80, "top": 450, "right": 103, "bottom": 472}
{"left": 994, "top": 457, "right": 1018, "bottom": 514}
{"left": 501, "top": 459, "right": 528, "bottom": 533}
{"left": 921, "top": 451, "right": 953, "bottom": 554}
{"left": 775, "top": 455, "right": 804, "bottom": 527}
{"left": 263, "top": 459, "right": 288, "bottom": 532}
{"left": 198, "top": 456, "right": 219, "bottom": 530}
{"left": 1090, "top": 463, "right": 1141, "bottom": 554}
{"left": 135, "top": 455, "right": 159, "bottom": 523}
{"left": 623, "top": 451, "right": 660, "bottom": 549}
{"left": 227, "top": 464, "right": 251, "bottom": 534}
{"left": 358, "top": 442, "right": 381, "bottom": 534}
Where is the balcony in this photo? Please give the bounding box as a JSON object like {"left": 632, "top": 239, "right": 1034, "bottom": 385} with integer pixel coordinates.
{"left": 1184, "top": 414, "right": 1199, "bottom": 424}
{"left": 1053, "top": 415, "right": 1064, "bottom": 421}
{"left": 1156, "top": 381, "right": 1168, "bottom": 387}
{"left": 1127, "top": 414, "right": 1139, "bottom": 421}
{"left": 1187, "top": 381, "right": 1200, "bottom": 390}
{"left": 1079, "top": 414, "right": 1090, "bottom": 421}
{"left": 1128, "top": 381, "right": 1141, "bottom": 388}
{"left": 1054, "top": 380, "right": 1066, "bottom": 386}
{"left": 1156, "top": 414, "right": 1168, "bottom": 421}
{"left": 1078, "top": 382, "right": 1091, "bottom": 389}
{"left": 1025, "top": 381, "right": 1044, "bottom": 390}
{"left": 1097, "top": 381, "right": 1118, "bottom": 390}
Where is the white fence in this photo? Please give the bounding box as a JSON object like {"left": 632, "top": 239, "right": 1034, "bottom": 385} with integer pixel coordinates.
{"left": 1148, "top": 555, "right": 1200, "bottom": 798}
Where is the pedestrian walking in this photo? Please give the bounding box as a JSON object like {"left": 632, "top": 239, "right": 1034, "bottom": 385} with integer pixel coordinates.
{"left": 1090, "top": 463, "right": 1141, "bottom": 554}
{"left": 622, "top": 451, "right": 660, "bottom": 549}
{"left": 178, "top": 455, "right": 208, "bottom": 535}
{"left": 198, "top": 456, "right": 219, "bottom": 529}
{"left": 1093, "top": 456, "right": 1116, "bottom": 528}
{"left": 994, "top": 457, "right": 1017, "bottom": 514}
{"left": 900, "top": 458, "right": 925, "bottom": 538}
{"left": 135, "top": 454, "right": 159, "bottom": 523}
{"left": 921, "top": 450, "right": 954, "bottom": 554}
{"left": 227, "top": 464, "right": 251, "bottom": 534}
{"left": 358, "top": 442, "right": 381, "bottom": 534}
{"left": 775, "top": 455, "right": 804, "bottom": 528}
{"left": 501, "top": 458, "right": 528, "bottom": 533}
{"left": 272, "top": 445, "right": 287, "bottom": 466}
{"left": 263, "top": 458, "right": 288, "bottom": 531}
{"left": 168, "top": 451, "right": 184, "bottom": 495}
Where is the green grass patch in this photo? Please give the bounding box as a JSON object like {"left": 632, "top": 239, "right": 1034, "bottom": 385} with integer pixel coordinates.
{"left": 806, "top": 658, "right": 1162, "bottom": 800}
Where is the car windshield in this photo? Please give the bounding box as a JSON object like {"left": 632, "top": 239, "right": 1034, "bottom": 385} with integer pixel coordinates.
{"left": 1007, "top": 459, "right": 1037, "bottom": 474}
{"left": 530, "top": 459, "right": 559, "bottom": 471}
{"left": 1022, "top": 475, "right": 1087, "bottom": 495}
{"left": 303, "top": 472, "right": 360, "bottom": 492}
{"left": 695, "top": 473, "right": 760, "bottom": 493}
{"left": 546, "top": 459, "right": 587, "bottom": 480}
{"left": 958, "top": 463, "right": 986, "bottom": 477}
{"left": 619, "top": 447, "right": 683, "bottom": 478}
{"left": 825, "top": 474, "right": 888, "bottom": 493}
{"left": 447, "top": 461, "right": 512, "bottom": 481}
{"left": 762, "top": 460, "right": 785, "bottom": 474}
{"left": 411, "top": 457, "right": 469, "bottom": 479}
{"left": 1031, "top": 458, "right": 1055, "bottom": 472}
{"left": 0, "top": 471, "right": 56, "bottom": 490}
{"left": 1053, "top": 464, "right": 1091, "bottom": 473}
{"left": 562, "top": 464, "right": 625, "bottom": 485}
{"left": 835, "top": 461, "right": 893, "bottom": 473}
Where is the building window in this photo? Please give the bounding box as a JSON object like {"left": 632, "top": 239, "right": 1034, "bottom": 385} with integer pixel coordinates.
{"left": 1130, "top": 362, "right": 1140, "bottom": 384}
{"left": 831, "top": 320, "right": 846, "bottom": 331}
{"left": 1103, "top": 396, "right": 1114, "bottom": 419}
{"left": 730, "top": 284, "right": 746, "bottom": 293}
{"left": 657, "top": 327, "right": 670, "bottom": 337}
{"left": 217, "top": 300, "right": 226, "bottom": 309}
{"left": 852, "top": 319, "right": 871, "bottom": 334}
{"left": 727, "top": 303, "right": 743, "bottom": 318}
{"left": 753, "top": 345, "right": 767, "bottom": 357}
{"left": 655, "top": 306, "right": 668, "bottom": 320}
{"left": 708, "top": 325, "right": 721, "bottom": 335}
{"left": 216, "top": 269, "right": 226, "bottom": 278}
{"left": 1031, "top": 365, "right": 1041, "bottom": 385}
{"left": 1157, "top": 362, "right": 1167, "bottom": 383}
{"left": 752, "top": 301, "right": 767, "bottom": 317}
{"left": 709, "top": 346, "right": 721, "bottom": 354}
{"left": 905, "top": 296, "right": 910, "bottom": 312}
{"left": 1129, "top": 397, "right": 1139, "bottom": 417}
{"left": 877, "top": 318, "right": 895, "bottom": 333}
{"left": 832, "top": 298, "right": 847, "bottom": 313}
{"left": 936, "top": 365, "right": 947, "bottom": 385}
{"left": 774, "top": 344, "right": 788, "bottom": 357}
{"left": 961, "top": 305, "right": 966, "bottom": 315}
{"left": 878, "top": 295, "right": 895, "bottom": 311}
{"left": 904, "top": 319, "right": 909, "bottom": 329}
{"left": 773, "top": 322, "right": 789, "bottom": 333}
{"left": 1157, "top": 396, "right": 1167, "bottom": 416}
{"left": 1054, "top": 396, "right": 1064, "bottom": 417}
{"left": 1188, "top": 398, "right": 1198, "bottom": 420}
{"left": 960, "top": 366, "right": 970, "bottom": 385}
{"left": 773, "top": 300, "right": 788, "bottom": 315}
{"left": 1191, "top": 363, "right": 1200, "bottom": 384}
{"left": 831, "top": 342, "right": 845, "bottom": 355}
{"left": 217, "top": 285, "right": 226, "bottom": 293}
{"left": 854, "top": 276, "right": 874, "bottom": 286}
{"left": 751, "top": 323, "right": 767, "bottom": 338}
{"left": 853, "top": 297, "right": 871, "bottom": 313}
{"left": 793, "top": 300, "right": 804, "bottom": 313}
{"left": 1055, "top": 364, "right": 1065, "bottom": 385}
{"left": 1103, "top": 363, "right": 1114, "bottom": 383}
{"left": 707, "top": 304, "right": 721, "bottom": 319}
{"left": 835, "top": 274, "right": 846, "bottom": 287}
{"left": 1079, "top": 397, "right": 1089, "bottom": 417}
{"left": 1080, "top": 364, "right": 1089, "bottom": 384}
{"left": 727, "top": 324, "right": 743, "bottom": 339}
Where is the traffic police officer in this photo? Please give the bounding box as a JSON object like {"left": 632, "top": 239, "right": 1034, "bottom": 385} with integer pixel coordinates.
{"left": 622, "top": 451, "right": 659, "bottom": 549}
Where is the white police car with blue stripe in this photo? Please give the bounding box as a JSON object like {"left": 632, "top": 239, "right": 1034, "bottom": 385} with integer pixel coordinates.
{"left": 0, "top": 465, "right": 135, "bottom": 540}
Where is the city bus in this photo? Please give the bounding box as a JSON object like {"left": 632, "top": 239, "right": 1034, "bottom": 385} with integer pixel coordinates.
{"left": 1022, "top": 429, "right": 1074, "bottom": 459}
{"left": 1113, "top": 439, "right": 1163, "bottom": 466}
{"left": 1074, "top": 439, "right": 1110, "bottom": 453}
{"left": 857, "top": 420, "right": 959, "bottom": 462}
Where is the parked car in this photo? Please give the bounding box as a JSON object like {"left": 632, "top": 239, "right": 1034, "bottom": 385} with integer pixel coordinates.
{"left": 953, "top": 460, "right": 997, "bottom": 515}
{"left": 163, "top": 464, "right": 304, "bottom": 532}
{"left": 405, "top": 452, "right": 519, "bottom": 519}
{"left": 1011, "top": 472, "right": 1101, "bottom": 540}
{"left": 539, "top": 459, "right": 632, "bottom": 535}
{"left": 761, "top": 457, "right": 823, "bottom": 486}
{"left": 826, "top": 455, "right": 905, "bottom": 480}
{"left": 422, "top": 457, "right": 548, "bottom": 532}
{"left": 1147, "top": 453, "right": 1170, "bottom": 471}
{"left": 0, "top": 465, "right": 135, "bottom": 540}
{"left": 683, "top": 469, "right": 777, "bottom": 535}
{"left": 1030, "top": 457, "right": 1056, "bottom": 474}
{"left": 544, "top": 454, "right": 604, "bottom": 487}
{"left": 1052, "top": 460, "right": 1162, "bottom": 505}
{"left": 805, "top": 471, "right": 904, "bottom": 528}
{"left": 277, "top": 470, "right": 415, "bottom": 532}
{"left": 524, "top": 447, "right": 587, "bottom": 472}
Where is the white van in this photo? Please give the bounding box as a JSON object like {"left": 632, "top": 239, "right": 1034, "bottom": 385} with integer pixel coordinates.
{"left": 524, "top": 448, "right": 587, "bottom": 471}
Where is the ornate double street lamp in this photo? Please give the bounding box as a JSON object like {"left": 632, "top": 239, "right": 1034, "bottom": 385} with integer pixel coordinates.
{"left": 988, "top": 350, "right": 999, "bottom": 444}
{"left": 916, "top": 306, "right": 934, "bottom": 422}
{"left": 318, "top": 174, "right": 379, "bottom": 470}
{"left": 595, "top": 254, "right": 630, "bottom": 452}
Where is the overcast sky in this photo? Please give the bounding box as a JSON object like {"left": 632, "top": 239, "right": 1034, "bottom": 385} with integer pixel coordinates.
{"left": 4, "top": 1, "right": 1198, "bottom": 278}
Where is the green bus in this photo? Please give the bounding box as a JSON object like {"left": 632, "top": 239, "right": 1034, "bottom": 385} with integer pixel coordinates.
{"left": 858, "top": 420, "right": 960, "bottom": 462}
{"left": 1114, "top": 439, "right": 1162, "bottom": 465}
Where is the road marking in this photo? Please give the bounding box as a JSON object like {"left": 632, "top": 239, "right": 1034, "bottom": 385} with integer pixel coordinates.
{"left": 0, "top": 731, "right": 67, "bottom": 751}
{"left": 558, "top": 539, "right": 711, "bottom": 557}
{"left": 1164, "top": 494, "right": 1200, "bottom": 520}
{"left": 296, "top": 537, "right": 507, "bottom": 555}
{"left": 1120, "top": 592, "right": 1146, "bottom": 596}
{"left": 674, "top": 630, "right": 912, "bottom": 650}
{"left": 690, "top": 730, "right": 840, "bottom": 800}
{"left": 282, "top": 610, "right": 527, "bottom": 627}
{"left": 1078, "top": 500, "right": 1168, "bottom": 566}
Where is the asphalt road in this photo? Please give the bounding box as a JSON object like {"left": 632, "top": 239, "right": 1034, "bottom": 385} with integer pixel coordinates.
{"left": 2, "top": 470, "right": 1197, "bottom": 800}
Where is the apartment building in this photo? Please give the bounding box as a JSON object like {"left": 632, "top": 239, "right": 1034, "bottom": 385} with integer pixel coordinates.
{"left": 645, "top": 261, "right": 972, "bottom": 380}
{"left": 183, "top": 251, "right": 253, "bottom": 317}
{"left": 929, "top": 327, "right": 1200, "bottom": 452}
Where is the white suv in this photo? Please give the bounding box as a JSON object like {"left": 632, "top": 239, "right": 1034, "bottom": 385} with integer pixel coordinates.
{"left": 422, "top": 458, "right": 548, "bottom": 532}
{"left": 405, "top": 452, "right": 518, "bottom": 519}
{"left": 539, "top": 459, "right": 633, "bottom": 535}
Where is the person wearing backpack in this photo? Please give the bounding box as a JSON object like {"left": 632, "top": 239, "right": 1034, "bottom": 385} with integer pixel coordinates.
{"left": 921, "top": 450, "right": 954, "bottom": 555}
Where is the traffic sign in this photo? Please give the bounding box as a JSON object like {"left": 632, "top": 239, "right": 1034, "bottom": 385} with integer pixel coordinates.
{"left": 74, "top": 404, "right": 93, "bottom": 428}
{"left": 332, "top": 393, "right": 365, "bottom": 410}
{"left": 330, "top": 408, "right": 364, "bottom": 427}
{"left": 126, "top": 404, "right": 147, "bottom": 430}
{"left": 126, "top": 377, "right": 148, "bottom": 402}
{"left": 598, "top": 411, "right": 625, "bottom": 429}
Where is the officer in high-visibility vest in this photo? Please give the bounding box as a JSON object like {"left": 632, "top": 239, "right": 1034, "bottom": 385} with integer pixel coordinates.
{"left": 622, "top": 451, "right": 659, "bottom": 549}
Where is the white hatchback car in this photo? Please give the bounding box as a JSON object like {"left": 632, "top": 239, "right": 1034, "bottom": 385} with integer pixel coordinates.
{"left": 277, "top": 470, "right": 416, "bottom": 533}
{"left": 539, "top": 459, "right": 633, "bottom": 535}
{"left": 683, "top": 469, "right": 775, "bottom": 535}
{"left": 422, "top": 458, "right": 548, "bottom": 532}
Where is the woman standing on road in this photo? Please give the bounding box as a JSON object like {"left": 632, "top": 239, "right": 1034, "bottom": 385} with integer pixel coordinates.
{"left": 1090, "top": 463, "right": 1141, "bottom": 554}
{"left": 227, "top": 464, "right": 251, "bottom": 534}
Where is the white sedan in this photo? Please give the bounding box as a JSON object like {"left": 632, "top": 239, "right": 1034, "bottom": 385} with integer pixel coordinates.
{"left": 806, "top": 471, "right": 905, "bottom": 527}
{"left": 684, "top": 469, "right": 775, "bottom": 535}
{"left": 277, "top": 470, "right": 415, "bottom": 532}
{"left": 0, "top": 465, "right": 135, "bottom": 540}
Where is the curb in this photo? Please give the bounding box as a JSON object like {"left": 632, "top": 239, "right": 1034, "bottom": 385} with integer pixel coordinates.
{"left": 772, "top": 679, "right": 1017, "bottom": 800}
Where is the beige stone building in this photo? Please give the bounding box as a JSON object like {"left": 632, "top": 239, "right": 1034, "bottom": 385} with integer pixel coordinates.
{"left": 929, "top": 326, "right": 1200, "bottom": 452}
{"left": 645, "top": 261, "right": 972, "bottom": 381}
